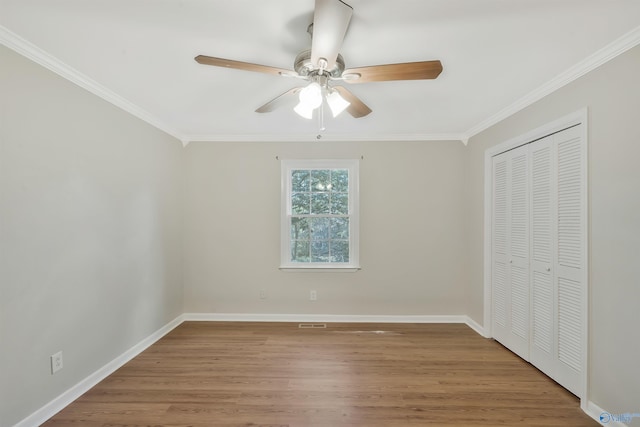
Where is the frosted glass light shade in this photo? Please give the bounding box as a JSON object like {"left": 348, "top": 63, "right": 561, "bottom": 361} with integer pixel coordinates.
{"left": 294, "top": 102, "right": 315, "bottom": 119}
{"left": 294, "top": 82, "right": 323, "bottom": 119}
{"left": 326, "top": 90, "right": 350, "bottom": 117}
{"left": 299, "top": 82, "right": 323, "bottom": 109}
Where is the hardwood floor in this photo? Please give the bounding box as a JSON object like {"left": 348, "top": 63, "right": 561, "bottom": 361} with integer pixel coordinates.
{"left": 42, "top": 322, "right": 598, "bottom": 426}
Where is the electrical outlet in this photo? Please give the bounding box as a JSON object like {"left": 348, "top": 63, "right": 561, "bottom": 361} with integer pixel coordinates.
{"left": 259, "top": 290, "right": 267, "bottom": 299}
{"left": 51, "top": 351, "right": 63, "bottom": 374}
{"left": 310, "top": 290, "right": 317, "bottom": 301}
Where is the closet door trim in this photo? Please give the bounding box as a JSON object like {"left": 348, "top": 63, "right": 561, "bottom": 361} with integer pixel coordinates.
{"left": 482, "top": 108, "right": 588, "bottom": 405}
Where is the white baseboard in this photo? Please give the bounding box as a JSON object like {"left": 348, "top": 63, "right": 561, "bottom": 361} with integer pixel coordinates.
{"left": 184, "top": 312, "right": 472, "bottom": 325}
{"left": 463, "top": 316, "right": 487, "bottom": 337}
{"left": 20, "top": 311, "right": 621, "bottom": 427}
{"left": 13, "top": 314, "right": 184, "bottom": 427}
{"left": 184, "top": 313, "right": 487, "bottom": 337}
{"left": 14, "top": 312, "right": 489, "bottom": 427}
{"left": 585, "top": 401, "right": 631, "bottom": 427}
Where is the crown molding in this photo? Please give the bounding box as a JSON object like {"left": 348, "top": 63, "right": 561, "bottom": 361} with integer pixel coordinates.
{"left": 0, "top": 25, "right": 465, "bottom": 147}
{"left": 183, "top": 132, "right": 468, "bottom": 146}
{"left": 5, "top": 20, "right": 638, "bottom": 147}
{"left": 0, "top": 25, "right": 186, "bottom": 143}
{"left": 465, "top": 25, "right": 640, "bottom": 139}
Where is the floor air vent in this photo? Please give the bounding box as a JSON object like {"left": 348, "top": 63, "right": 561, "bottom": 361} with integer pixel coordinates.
{"left": 298, "top": 323, "right": 327, "bottom": 329}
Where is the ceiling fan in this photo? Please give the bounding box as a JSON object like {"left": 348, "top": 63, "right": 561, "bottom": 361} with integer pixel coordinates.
{"left": 195, "top": 0, "right": 443, "bottom": 121}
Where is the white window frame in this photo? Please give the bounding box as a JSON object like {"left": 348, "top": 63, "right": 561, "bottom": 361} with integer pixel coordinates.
{"left": 280, "top": 159, "right": 360, "bottom": 271}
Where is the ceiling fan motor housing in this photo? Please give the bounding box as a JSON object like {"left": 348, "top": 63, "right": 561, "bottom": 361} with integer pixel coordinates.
{"left": 294, "top": 49, "right": 345, "bottom": 78}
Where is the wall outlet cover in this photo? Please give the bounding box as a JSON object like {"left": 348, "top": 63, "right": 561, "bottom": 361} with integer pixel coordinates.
{"left": 51, "top": 351, "right": 63, "bottom": 374}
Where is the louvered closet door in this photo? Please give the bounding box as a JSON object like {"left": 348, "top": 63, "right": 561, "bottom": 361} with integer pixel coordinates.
{"left": 491, "top": 123, "right": 585, "bottom": 398}
{"left": 491, "top": 153, "right": 510, "bottom": 346}
{"left": 553, "top": 125, "right": 585, "bottom": 396}
{"left": 530, "top": 135, "right": 555, "bottom": 375}
{"left": 492, "top": 145, "right": 530, "bottom": 360}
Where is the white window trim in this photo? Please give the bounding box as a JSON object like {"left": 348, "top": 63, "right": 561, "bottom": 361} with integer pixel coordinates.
{"left": 280, "top": 159, "right": 360, "bottom": 271}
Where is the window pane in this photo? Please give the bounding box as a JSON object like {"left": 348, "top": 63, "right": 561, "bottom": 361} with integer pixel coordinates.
{"left": 311, "top": 193, "right": 330, "bottom": 214}
{"left": 291, "top": 217, "right": 310, "bottom": 240}
{"left": 331, "top": 193, "right": 348, "bottom": 215}
{"left": 291, "top": 240, "right": 310, "bottom": 262}
{"left": 330, "top": 217, "right": 349, "bottom": 239}
{"left": 283, "top": 160, "right": 358, "bottom": 268}
{"left": 310, "top": 217, "right": 330, "bottom": 240}
{"left": 291, "top": 193, "right": 310, "bottom": 214}
{"left": 311, "top": 241, "right": 330, "bottom": 262}
{"left": 311, "top": 170, "right": 331, "bottom": 192}
{"left": 331, "top": 169, "right": 349, "bottom": 192}
{"left": 292, "top": 170, "right": 310, "bottom": 192}
{"left": 331, "top": 240, "right": 349, "bottom": 262}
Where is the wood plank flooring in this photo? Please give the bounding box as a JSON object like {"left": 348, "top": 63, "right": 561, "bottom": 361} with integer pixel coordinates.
{"left": 42, "top": 322, "right": 598, "bottom": 426}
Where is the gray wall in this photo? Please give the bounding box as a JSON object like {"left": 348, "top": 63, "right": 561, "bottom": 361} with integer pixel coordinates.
{"left": 183, "top": 140, "right": 468, "bottom": 316}
{"left": 464, "top": 45, "right": 640, "bottom": 416}
{"left": 2, "top": 37, "right": 639, "bottom": 427}
{"left": 0, "top": 46, "right": 184, "bottom": 426}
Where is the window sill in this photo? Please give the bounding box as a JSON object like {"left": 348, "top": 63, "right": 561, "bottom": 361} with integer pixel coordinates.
{"left": 279, "top": 266, "right": 361, "bottom": 273}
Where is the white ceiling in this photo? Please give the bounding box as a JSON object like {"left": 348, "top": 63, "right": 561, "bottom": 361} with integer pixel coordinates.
{"left": 2, "top": 0, "right": 640, "bottom": 143}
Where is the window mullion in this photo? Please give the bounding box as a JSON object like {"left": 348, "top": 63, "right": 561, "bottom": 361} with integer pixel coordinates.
{"left": 282, "top": 161, "right": 358, "bottom": 268}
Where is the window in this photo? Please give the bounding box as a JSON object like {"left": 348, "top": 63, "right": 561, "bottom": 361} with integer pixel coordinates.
{"left": 281, "top": 159, "right": 359, "bottom": 270}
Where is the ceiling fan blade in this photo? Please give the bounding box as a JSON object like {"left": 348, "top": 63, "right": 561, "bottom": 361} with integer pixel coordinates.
{"left": 333, "top": 86, "right": 372, "bottom": 118}
{"left": 343, "top": 60, "right": 443, "bottom": 84}
{"left": 311, "top": 0, "right": 353, "bottom": 70}
{"left": 255, "top": 87, "right": 303, "bottom": 113}
{"left": 195, "top": 55, "right": 295, "bottom": 77}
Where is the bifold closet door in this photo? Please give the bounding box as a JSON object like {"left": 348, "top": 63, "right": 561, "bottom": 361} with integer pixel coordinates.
{"left": 529, "top": 125, "right": 585, "bottom": 396}
{"left": 552, "top": 125, "right": 585, "bottom": 396}
{"left": 530, "top": 135, "right": 555, "bottom": 376}
{"left": 491, "top": 144, "right": 530, "bottom": 360}
{"left": 492, "top": 124, "right": 585, "bottom": 398}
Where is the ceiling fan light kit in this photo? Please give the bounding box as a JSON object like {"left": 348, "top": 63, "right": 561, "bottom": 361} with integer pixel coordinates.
{"left": 293, "top": 73, "right": 351, "bottom": 120}
{"left": 195, "top": 0, "right": 443, "bottom": 128}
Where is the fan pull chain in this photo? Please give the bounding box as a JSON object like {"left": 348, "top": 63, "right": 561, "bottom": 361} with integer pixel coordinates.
{"left": 318, "top": 101, "right": 326, "bottom": 134}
